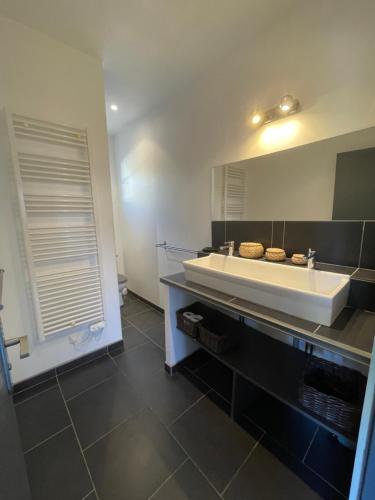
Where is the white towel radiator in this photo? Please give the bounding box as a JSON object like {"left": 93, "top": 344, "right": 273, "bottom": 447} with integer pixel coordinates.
{"left": 6, "top": 112, "right": 104, "bottom": 340}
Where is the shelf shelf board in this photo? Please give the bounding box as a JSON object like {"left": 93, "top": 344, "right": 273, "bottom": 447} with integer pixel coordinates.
{"left": 179, "top": 325, "right": 360, "bottom": 441}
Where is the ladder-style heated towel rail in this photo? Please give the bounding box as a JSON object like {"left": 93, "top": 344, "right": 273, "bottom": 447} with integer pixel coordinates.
{"left": 7, "top": 113, "right": 104, "bottom": 340}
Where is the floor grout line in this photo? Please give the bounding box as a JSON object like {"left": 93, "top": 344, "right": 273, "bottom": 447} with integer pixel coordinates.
{"left": 302, "top": 459, "right": 347, "bottom": 498}
{"left": 112, "top": 339, "right": 151, "bottom": 358}
{"left": 302, "top": 426, "right": 319, "bottom": 464}
{"left": 168, "top": 392, "right": 207, "bottom": 427}
{"left": 221, "top": 435, "right": 263, "bottom": 496}
{"left": 14, "top": 382, "right": 58, "bottom": 406}
{"left": 126, "top": 318, "right": 165, "bottom": 353}
{"left": 56, "top": 353, "right": 110, "bottom": 378}
{"left": 23, "top": 424, "right": 72, "bottom": 455}
{"left": 13, "top": 374, "right": 57, "bottom": 398}
{"left": 148, "top": 457, "right": 189, "bottom": 499}
{"left": 56, "top": 376, "right": 100, "bottom": 500}
{"left": 121, "top": 305, "right": 156, "bottom": 321}
{"left": 161, "top": 416, "right": 224, "bottom": 499}
{"left": 65, "top": 374, "right": 118, "bottom": 402}
{"left": 191, "top": 358, "right": 213, "bottom": 373}
{"left": 191, "top": 371, "right": 232, "bottom": 406}
{"left": 80, "top": 489, "right": 95, "bottom": 500}
{"left": 82, "top": 412, "right": 141, "bottom": 453}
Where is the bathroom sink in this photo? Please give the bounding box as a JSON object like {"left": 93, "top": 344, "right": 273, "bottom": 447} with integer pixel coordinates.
{"left": 183, "top": 254, "right": 350, "bottom": 326}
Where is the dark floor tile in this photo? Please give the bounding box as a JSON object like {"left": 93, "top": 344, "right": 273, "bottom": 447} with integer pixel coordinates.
{"left": 15, "top": 386, "right": 70, "bottom": 451}
{"left": 178, "top": 365, "right": 212, "bottom": 395}
{"left": 68, "top": 372, "right": 145, "bottom": 449}
{"left": 129, "top": 370, "right": 203, "bottom": 426}
{"left": 128, "top": 309, "right": 164, "bottom": 333}
{"left": 224, "top": 441, "right": 321, "bottom": 500}
{"left": 58, "top": 355, "right": 119, "bottom": 400}
{"left": 152, "top": 459, "right": 220, "bottom": 500}
{"left": 25, "top": 427, "right": 92, "bottom": 500}
{"left": 81, "top": 493, "right": 96, "bottom": 500}
{"left": 243, "top": 392, "right": 318, "bottom": 460}
{"left": 122, "top": 324, "right": 149, "bottom": 351}
{"left": 144, "top": 322, "right": 165, "bottom": 349}
{"left": 13, "top": 376, "right": 57, "bottom": 404}
{"left": 181, "top": 349, "right": 214, "bottom": 372}
{"left": 85, "top": 409, "right": 186, "bottom": 500}
{"left": 236, "top": 414, "right": 264, "bottom": 442}
{"left": 261, "top": 434, "right": 344, "bottom": 500}
{"left": 171, "top": 396, "right": 256, "bottom": 492}
{"left": 206, "top": 390, "right": 232, "bottom": 416}
{"left": 114, "top": 343, "right": 165, "bottom": 383}
{"left": 305, "top": 428, "right": 355, "bottom": 496}
{"left": 195, "top": 358, "right": 233, "bottom": 402}
{"left": 121, "top": 297, "right": 152, "bottom": 317}
{"left": 56, "top": 348, "right": 108, "bottom": 374}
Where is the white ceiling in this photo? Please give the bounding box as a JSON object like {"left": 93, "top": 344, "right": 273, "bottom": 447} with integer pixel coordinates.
{"left": 0, "top": 0, "right": 297, "bottom": 134}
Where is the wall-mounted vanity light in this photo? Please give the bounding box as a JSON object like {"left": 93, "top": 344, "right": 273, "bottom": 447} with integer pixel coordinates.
{"left": 250, "top": 94, "right": 300, "bottom": 127}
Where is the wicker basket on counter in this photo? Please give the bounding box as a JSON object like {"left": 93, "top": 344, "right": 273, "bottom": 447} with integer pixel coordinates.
{"left": 292, "top": 253, "right": 307, "bottom": 265}
{"left": 265, "top": 248, "right": 286, "bottom": 261}
{"left": 239, "top": 242, "right": 264, "bottom": 259}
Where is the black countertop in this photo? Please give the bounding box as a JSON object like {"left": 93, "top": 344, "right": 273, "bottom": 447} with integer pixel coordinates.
{"left": 161, "top": 272, "right": 375, "bottom": 365}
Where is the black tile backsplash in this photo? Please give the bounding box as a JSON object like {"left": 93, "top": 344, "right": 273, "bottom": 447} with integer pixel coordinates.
{"left": 284, "top": 221, "right": 363, "bottom": 267}
{"left": 360, "top": 221, "right": 375, "bottom": 269}
{"left": 225, "top": 221, "right": 272, "bottom": 250}
{"left": 349, "top": 279, "right": 375, "bottom": 312}
{"left": 211, "top": 221, "right": 226, "bottom": 248}
{"left": 212, "top": 220, "right": 370, "bottom": 268}
{"left": 272, "top": 221, "right": 284, "bottom": 248}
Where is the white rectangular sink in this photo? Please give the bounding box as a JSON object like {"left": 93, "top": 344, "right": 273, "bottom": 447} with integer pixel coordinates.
{"left": 183, "top": 254, "right": 350, "bottom": 326}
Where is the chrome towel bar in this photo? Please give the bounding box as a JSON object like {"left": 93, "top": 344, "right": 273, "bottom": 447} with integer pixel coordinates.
{"left": 155, "top": 241, "right": 208, "bottom": 255}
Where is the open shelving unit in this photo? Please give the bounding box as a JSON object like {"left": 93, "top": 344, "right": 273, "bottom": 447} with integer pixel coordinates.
{"left": 177, "top": 309, "right": 364, "bottom": 442}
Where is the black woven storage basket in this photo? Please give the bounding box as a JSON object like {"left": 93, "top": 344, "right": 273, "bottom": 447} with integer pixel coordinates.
{"left": 299, "top": 356, "right": 366, "bottom": 435}
{"left": 198, "top": 310, "right": 241, "bottom": 354}
{"left": 176, "top": 302, "right": 211, "bottom": 338}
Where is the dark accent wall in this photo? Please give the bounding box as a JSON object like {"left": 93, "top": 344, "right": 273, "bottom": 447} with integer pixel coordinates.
{"left": 212, "top": 220, "right": 375, "bottom": 269}
{"left": 333, "top": 147, "right": 375, "bottom": 220}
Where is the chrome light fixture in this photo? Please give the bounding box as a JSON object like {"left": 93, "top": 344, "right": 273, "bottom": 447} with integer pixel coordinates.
{"left": 250, "top": 94, "right": 300, "bottom": 127}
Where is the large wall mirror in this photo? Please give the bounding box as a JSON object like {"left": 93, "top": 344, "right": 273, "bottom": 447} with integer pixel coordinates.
{"left": 212, "top": 126, "right": 375, "bottom": 222}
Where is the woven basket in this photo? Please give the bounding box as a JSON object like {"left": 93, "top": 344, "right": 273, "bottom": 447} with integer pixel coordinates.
{"left": 299, "top": 357, "right": 366, "bottom": 435}
{"left": 292, "top": 253, "right": 307, "bottom": 265}
{"left": 265, "top": 248, "right": 286, "bottom": 262}
{"left": 176, "top": 302, "right": 208, "bottom": 338}
{"left": 198, "top": 311, "right": 241, "bottom": 354}
{"left": 239, "top": 242, "right": 264, "bottom": 259}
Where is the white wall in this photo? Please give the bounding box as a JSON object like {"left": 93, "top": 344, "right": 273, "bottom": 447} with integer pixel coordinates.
{"left": 0, "top": 16, "right": 121, "bottom": 383}
{"left": 112, "top": 0, "right": 375, "bottom": 307}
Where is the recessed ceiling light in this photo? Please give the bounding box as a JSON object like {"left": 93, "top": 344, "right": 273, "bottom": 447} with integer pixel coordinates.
{"left": 110, "top": 104, "right": 118, "bottom": 111}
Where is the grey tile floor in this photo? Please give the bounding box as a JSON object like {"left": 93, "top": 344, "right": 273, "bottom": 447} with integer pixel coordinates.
{"left": 14, "top": 293, "right": 326, "bottom": 500}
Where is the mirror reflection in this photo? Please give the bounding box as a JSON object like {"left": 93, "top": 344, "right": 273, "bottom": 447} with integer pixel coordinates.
{"left": 212, "top": 127, "right": 375, "bottom": 222}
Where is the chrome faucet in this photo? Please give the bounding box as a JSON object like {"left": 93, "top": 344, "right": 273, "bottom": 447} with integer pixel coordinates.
{"left": 220, "top": 241, "right": 235, "bottom": 257}
{"left": 306, "top": 248, "right": 316, "bottom": 269}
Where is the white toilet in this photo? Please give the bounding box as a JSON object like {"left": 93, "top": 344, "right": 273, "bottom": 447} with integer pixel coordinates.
{"left": 118, "top": 274, "right": 128, "bottom": 306}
